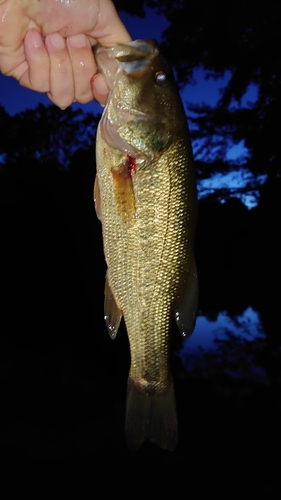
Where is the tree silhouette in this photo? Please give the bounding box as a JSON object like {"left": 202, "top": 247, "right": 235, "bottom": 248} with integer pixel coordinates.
{"left": 115, "top": 0, "right": 279, "bottom": 184}
{"left": 0, "top": 104, "right": 99, "bottom": 168}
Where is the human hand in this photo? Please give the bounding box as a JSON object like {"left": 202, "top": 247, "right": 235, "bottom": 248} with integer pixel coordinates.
{"left": 0, "top": 0, "right": 131, "bottom": 108}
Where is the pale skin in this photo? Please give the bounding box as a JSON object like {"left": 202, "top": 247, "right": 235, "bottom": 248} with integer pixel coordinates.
{"left": 0, "top": 0, "right": 131, "bottom": 108}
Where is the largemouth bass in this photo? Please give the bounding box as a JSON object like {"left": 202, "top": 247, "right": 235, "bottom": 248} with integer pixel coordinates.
{"left": 94, "top": 40, "right": 198, "bottom": 451}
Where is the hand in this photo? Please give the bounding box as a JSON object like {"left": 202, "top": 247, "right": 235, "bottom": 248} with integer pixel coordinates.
{"left": 0, "top": 0, "right": 131, "bottom": 108}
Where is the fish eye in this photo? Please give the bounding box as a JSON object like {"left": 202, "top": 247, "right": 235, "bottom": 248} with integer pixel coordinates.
{"left": 154, "top": 71, "right": 168, "bottom": 86}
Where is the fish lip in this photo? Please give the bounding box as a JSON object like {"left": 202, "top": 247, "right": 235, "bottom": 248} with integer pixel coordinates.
{"left": 94, "top": 40, "right": 158, "bottom": 60}
{"left": 94, "top": 40, "right": 158, "bottom": 90}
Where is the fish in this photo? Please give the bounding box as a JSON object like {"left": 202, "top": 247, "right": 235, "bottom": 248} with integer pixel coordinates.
{"left": 94, "top": 40, "right": 198, "bottom": 451}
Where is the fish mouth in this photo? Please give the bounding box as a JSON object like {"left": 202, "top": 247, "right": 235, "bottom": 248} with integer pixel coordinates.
{"left": 95, "top": 40, "right": 160, "bottom": 157}
{"left": 94, "top": 39, "right": 159, "bottom": 90}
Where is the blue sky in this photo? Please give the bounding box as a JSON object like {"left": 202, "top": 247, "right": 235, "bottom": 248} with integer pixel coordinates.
{"left": 0, "top": 7, "right": 261, "bottom": 207}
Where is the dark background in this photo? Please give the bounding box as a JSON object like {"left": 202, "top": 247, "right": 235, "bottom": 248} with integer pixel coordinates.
{"left": 0, "top": 1, "right": 279, "bottom": 493}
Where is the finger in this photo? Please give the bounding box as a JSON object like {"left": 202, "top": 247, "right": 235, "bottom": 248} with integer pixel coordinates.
{"left": 91, "top": 73, "right": 109, "bottom": 107}
{"left": 92, "top": 0, "right": 132, "bottom": 47}
{"left": 44, "top": 33, "right": 74, "bottom": 109}
{"left": 19, "top": 29, "right": 50, "bottom": 92}
{"left": 66, "top": 34, "right": 96, "bottom": 104}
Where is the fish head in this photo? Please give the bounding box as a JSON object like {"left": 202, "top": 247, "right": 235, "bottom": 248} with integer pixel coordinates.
{"left": 94, "top": 40, "right": 185, "bottom": 159}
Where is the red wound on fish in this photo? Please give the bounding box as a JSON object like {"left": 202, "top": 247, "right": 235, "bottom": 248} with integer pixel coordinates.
{"left": 112, "top": 155, "right": 136, "bottom": 180}
{"left": 127, "top": 155, "right": 136, "bottom": 175}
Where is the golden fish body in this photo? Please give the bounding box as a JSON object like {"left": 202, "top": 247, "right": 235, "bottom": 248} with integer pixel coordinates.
{"left": 94, "top": 40, "right": 198, "bottom": 451}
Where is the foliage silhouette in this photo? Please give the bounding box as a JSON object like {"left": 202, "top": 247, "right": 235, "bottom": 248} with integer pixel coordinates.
{"left": 115, "top": 0, "right": 279, "bottom": 186}
{"left": 0, "top": 104, "right": 99, "bottom": 168}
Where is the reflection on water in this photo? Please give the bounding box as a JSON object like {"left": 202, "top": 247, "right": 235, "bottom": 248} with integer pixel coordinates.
{"left": 185, "top": 307, "right": 265, "bottom": 351}
{"left": 178, "top": 307, "right": 269, "bottom": 382}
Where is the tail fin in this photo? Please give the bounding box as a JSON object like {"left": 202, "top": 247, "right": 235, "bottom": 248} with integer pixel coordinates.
{"left": 125, "top": 375, "right": 178, "bottom": 451}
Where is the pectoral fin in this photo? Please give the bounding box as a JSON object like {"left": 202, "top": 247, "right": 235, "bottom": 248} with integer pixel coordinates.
{"left": 175, "top": 257, "right": 198, "bottom": 338}
{"left": 104, "top": 270, "right": 122, "bottom": 339}
{"left": 111, "top": 157, "right": 136, "bottom": 224}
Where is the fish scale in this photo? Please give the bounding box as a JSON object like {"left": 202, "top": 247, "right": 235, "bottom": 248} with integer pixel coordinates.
{"left": 94, "top": 40, "right": 198, "bottom": 451}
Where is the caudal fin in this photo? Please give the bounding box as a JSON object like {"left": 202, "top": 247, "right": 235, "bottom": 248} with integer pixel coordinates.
{"left": 125, "top": 376, "right": 178, "bottom": 451}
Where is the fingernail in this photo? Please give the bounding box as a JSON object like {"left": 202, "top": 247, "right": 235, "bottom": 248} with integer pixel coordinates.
{"left": 49, "top": 33, "right": 66, "bottom": 50}
{"left": 68, "top": 34, "right": 88, "bottom": 48}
